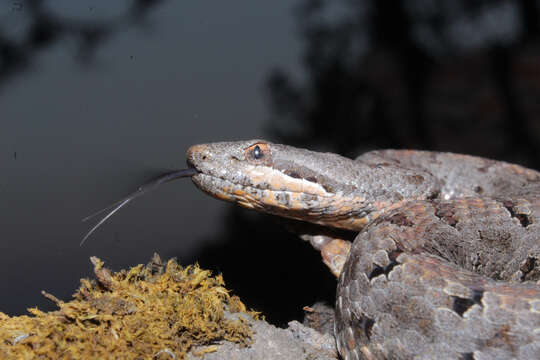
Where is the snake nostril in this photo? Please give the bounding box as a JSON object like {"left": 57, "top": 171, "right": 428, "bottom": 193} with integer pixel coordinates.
{"left": 186, "top": 145, "right": 212, "bottom": 165}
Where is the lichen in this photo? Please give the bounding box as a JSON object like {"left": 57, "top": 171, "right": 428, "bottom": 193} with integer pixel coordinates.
{"left": 0, "top": 254, "right": 258, "bottom": 359}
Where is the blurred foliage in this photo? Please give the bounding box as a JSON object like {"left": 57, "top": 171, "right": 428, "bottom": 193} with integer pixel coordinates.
{"left": 266, "top": 0, "right": 540, "bottom": 167}
{"left": 0, "top": 0, "right": 164, "bottom": 89}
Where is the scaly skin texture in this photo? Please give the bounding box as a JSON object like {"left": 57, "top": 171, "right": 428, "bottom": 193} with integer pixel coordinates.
{"left": 186, "top": 140, "right": 540, "bottom": 360}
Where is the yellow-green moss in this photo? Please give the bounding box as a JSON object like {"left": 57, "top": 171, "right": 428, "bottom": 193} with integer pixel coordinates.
{"left": 0, "top": 254, "right": 258, "bottom": 359}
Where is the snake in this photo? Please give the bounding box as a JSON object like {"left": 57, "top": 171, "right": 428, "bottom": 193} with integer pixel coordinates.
{"left": 83, "top": 140, "right": 540, "bottom": 359}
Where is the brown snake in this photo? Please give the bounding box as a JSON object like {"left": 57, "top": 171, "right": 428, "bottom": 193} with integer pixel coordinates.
{"left": 84, "top": 140, "right": 540, "bottom": 359}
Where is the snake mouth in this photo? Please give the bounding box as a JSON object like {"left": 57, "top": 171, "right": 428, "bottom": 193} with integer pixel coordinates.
{"left": 192, "top": 172, "right": 326, "bottom": 209}
{"left": 192, "top": 170, "right": 332, "bottom": 199}
{"left": 193, "top": 172, "right": 372, "bottom": 231}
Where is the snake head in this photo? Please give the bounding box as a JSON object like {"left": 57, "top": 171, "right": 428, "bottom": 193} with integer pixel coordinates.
{"left": 187, "top": 140, "right": 381, "bottom": 231}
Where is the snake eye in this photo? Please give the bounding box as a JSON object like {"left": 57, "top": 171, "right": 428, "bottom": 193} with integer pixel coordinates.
{"left": 253, "top": 145, "right": 262, "bottom": 159}
{"left": 245, "top": 142, "right": 270, "bottom": 163}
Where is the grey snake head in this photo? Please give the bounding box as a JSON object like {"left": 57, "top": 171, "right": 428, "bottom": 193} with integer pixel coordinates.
{"left": 186, "top": 140, "right": 379, "bottom": 230}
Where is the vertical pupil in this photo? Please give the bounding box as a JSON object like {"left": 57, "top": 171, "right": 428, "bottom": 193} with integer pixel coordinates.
{"left": 253, "top": 145, "right": 261, "bottom": 159}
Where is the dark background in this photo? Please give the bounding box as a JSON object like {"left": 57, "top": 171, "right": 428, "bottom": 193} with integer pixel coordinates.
{"left": 1, "top": 0, "right": 540, "bottom": 327}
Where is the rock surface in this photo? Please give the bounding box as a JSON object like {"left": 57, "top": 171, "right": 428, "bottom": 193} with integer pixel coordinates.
{"left": 188, "top": 315, "right": 338, "bottom": 360}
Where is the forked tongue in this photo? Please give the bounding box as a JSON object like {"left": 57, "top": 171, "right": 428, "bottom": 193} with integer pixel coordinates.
{"left": 80, "top": 168, "right": 199, "bottom": 246}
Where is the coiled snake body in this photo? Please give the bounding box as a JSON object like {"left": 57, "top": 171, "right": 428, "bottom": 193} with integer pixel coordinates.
{"left": 86, "top": 140, "right": 540, "bottom": 359}
{"left": 185, "top": 141, "right": 540, "bottom": 360}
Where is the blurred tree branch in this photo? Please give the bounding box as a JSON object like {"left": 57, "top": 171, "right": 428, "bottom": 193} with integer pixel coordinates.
{"left": 266, "top": 0, "right": 540, "bottom": 167}
{"left": 0, "top": 0, "right": 165, "bottom": 90}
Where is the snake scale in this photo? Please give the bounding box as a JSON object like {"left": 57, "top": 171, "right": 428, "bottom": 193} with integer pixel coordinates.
{"left": 85, "top": 140, "right": 540, "bottom": 359}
